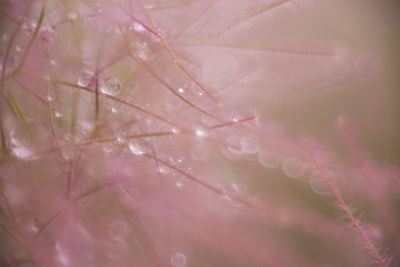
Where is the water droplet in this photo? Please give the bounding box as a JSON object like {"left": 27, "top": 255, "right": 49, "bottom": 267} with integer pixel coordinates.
{"left": 282, "top": 158, "right": 305, "bottom": 178}
{"left": 158, "top": 165, "right": 169, "bottom": 174}
{"left": 178, "top": 87, "right": 185, "bottom": 94}
{"left": 55, "top": 110, "right": 63, "bottom": 118}
{"left": 9, "top": 123, "right": 50, "bottom": 160}
{"left": 22, "top": 22, "right": 29, "bottom": 30}
{"left": 47, "top": 93, "right": 55, "bottom": 102}
{"left": 15, "top": 45, "right": 24, "bottom": 52}
{"left": 132, "top": 22, "right": 145, "bottom": 32}
{"left": 41, "top": 27, "right": 56, "bottom": 44}
{"left": 50, "top": 59, "right": 57, "bottom": 65}
{"left": 172, "top": 128, "right": 180, "bottom": 134}
{"left": 175, "top": 182, "right": 184, "bottom": 189}
{"left": 55, "top": 243, "right": 70, "bottom": 266}
{"left": 223, "top": 183, "right": 247, "bottom": 209}
{"left": 226, "top": 135, "right": 243, "bottom": 154}
{"left": 67, "top": 12, "right": 77, "bottom": 21}
{"left": 76, "top": 121, "right": 94, "bottom": 141}
{"left": 129, "top": 142, "right": 144, "bottom": 155}
{"left": 130, "top": 41, "right": 151, "bottom": 61}
{"left": 61, "top": 145, "right": 76, "bottom": 161}
{"left": 220, "top": 183, "right": 247, "bottom": 212}
{"left": 29, "top": 220, "right": 39, "bottom": 233}
{"left": 101, "top": 77, "right": 121, "bottom": 96}
{"left": 111, "top": 106, "right": 119, "bottom": 113}
{"left": 77, "top": 70, "right": 94, "bottom": 87}
{"left": 116, "top": 135, "right": 126, "bottom": 144}
{"left": 224, "top": 183, "right": 244, "bottom": 197}
{"left": 80, "top": 121, "right": 94, "bottom": 132}
{"left": 171, "top": 252, "right": 186, "bottom": 267}
{"left": 259, "top": 149, "right": 281, "bottom": 168}
{"left": 194, "top": 127, "right": 207, "bottom": 138}
{"left": 240, "top": 136, "right": 259, "bottom": 154}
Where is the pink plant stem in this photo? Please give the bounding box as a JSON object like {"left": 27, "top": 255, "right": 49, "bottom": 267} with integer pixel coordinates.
{"left": 307, "top": 143, "right": 388, "bottom": 267}
{"left": 47, "top": 99, "right": 73, "bottom": 199}
{"left": 49, "top": 79, "right": 182, "bottom": 129}
{"left": 208, "top": 0, "right": 291, "bottom": 40}
{"left": 86, "top": 53, "right": 127, "bottom": 88}
{"left": 128, "top": 52, "right": 222, "bottom": 122}
{"left": 0, "top": 9, "right": 20, "bottom": 24}
{"left": 338, "top": 117, "right": 400, "bottom": 244}
{"left": 126, "top": 4, "right": 222, "bottom": 106}
{"left": 1, "top": 22, "right": 21, "bottom": 158}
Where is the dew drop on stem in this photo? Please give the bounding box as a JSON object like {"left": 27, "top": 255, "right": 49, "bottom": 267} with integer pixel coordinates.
{"left": 15, "top": 45, "right": 24, "bottom": 53}
{"left": 128, "top": 142, "right": 145, "bottom": 155}
{"left": 111, "top": 106, "right": 119, "bottom": 113}
{"left": 116, "top": 135, "right": 127, "bottom": 145}
{"left": 158, "top": 165, "right": 169, "bottom": 175}
{"left": 130, "top": 41, "right": 151, "bottom": 61}
{"left": 224, "top": 183, "right": 247, "bottom": 199}
{"left": 47, "top": 93, "right": 55, "bottom": 102}
{"left": 131, "top": 22, "right": 145, "bottom": 33}
{"left": 172, "top": 128, "right": 180, "bottom": 134}
{"left": 194, "top": 127, "right": 207, "bottom": 139}
{"left": 101, "top": 77, "right": 121, "bottom": 96}
{"left": 62, "top": 145, "right": 76, "bottom": 161}
{"left": 77, "top": 70, "right": 94, "bottom": 87}
{"left": 175, "top": 181, "right": 184, "bottom": 189}
{"left": 54, "top": 110, "right": 63, "bottom": 118}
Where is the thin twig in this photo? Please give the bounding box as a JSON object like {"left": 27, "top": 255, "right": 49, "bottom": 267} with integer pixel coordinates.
{"left": 307, "top": 144, "right": 388, "bottom": 267}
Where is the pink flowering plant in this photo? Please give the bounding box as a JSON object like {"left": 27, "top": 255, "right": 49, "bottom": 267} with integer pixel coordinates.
{"left": 0, "top": 0, "right": 399, "bottom": 266}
